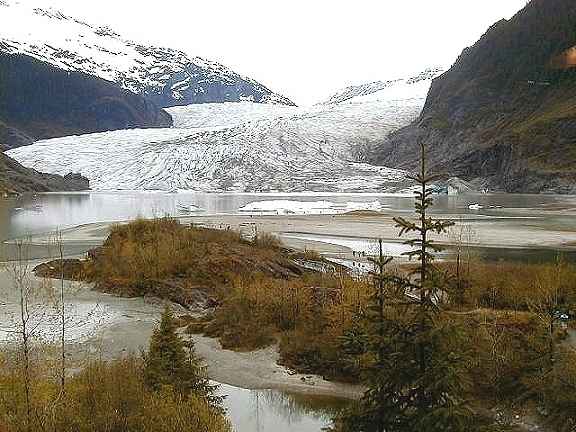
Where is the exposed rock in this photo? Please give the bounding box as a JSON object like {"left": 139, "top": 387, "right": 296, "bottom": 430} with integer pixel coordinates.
{"left": 0, "top": 152, "right": 90, "bottom": 193}
{"left": 445, "top": 177, "right": 477, "bottom": 195}
{"left": 372, "top": 0, "right": 576, "bottom": 194}
{"left": 0, "top": 52, "right": 173, "bottom": 149}
{"left": 63, "top": 173, "right": 90, "bottom": 190}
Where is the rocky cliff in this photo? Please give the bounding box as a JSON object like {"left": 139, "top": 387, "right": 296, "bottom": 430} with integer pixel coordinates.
{"left": 372, "top": 0, "right": 576, "bottom": 193}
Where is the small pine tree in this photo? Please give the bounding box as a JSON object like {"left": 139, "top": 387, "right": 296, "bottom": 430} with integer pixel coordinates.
{"left": 337, "top": 143, "right": 478, "bottom": 432}
{"left": 144, "top": 306, "right": 221, "bottom": 406}
{"left": 339, "top": 240, "right": 400, "bottom": 432}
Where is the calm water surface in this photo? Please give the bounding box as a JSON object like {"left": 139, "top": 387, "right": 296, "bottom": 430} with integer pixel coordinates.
{"left": 219, "top": 383, "right": 347, "bottom": 432}
{"left": 1, "top": 190, "right": 576, "bottom": 242}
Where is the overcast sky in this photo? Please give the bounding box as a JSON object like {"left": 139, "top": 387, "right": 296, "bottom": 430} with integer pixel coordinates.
{"left": 46, "top": 0, "right": 528, "bottom": 105}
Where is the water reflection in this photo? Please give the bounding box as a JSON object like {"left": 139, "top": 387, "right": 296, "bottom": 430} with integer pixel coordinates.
{"left": 1, "top": 192, "right": 576, "bottom": 256}
{"left": 218, "top": 382, "right": 348, "bottom": 432}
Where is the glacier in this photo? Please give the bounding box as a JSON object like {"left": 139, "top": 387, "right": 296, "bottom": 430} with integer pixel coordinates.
{"left": 7, "top": 69, "right": 440, "bottom": 193}
{"left": 320, "top": 68, "right": 444, "bottom": 105}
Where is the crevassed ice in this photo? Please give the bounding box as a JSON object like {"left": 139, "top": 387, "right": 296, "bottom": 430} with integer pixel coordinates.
{"left": 7, "top": 70, "right": 438, "bottom": 192}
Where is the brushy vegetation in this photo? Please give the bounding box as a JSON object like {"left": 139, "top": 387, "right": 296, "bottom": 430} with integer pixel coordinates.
{"left": 82, "top": 217, "right": 302, "bottom": 305}
{"left": 0, "top": 306, "right": 230, "bottom": 432}
{"left": 0, "top": 356, "right": 230, "bottom": 432}
{"left": 200, "top": 272, "right": 370, "bottom": 380}
{"left": 192, "top": 253, "right": 576, "bottom": 429}
{"left": 46, "top": 213, "right": 576, "bottom": 430}
{"left": 441, "top": 258, "right": 576, "bottom": 312}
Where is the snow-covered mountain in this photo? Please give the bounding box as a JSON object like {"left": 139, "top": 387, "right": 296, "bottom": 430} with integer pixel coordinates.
{"left": 320, "top": 67, "right": 444, "bottom": 105}
{"left": 7, "top": 66, "right": 437, "bottom": 192}
{"left": 0, "top": 0, "right": 294, "bottom": 107}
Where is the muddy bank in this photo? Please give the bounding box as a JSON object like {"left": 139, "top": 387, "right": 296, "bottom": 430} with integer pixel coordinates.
{"left": 0, "top": 258, "right": 360, "bottom": 400}
{"left": 189, "top": 334, "right": 362, "bottom": 399}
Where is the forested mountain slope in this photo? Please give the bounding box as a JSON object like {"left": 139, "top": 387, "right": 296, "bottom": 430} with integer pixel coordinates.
{"left": 0, "top": 52, "right": 172, "bottom": 149}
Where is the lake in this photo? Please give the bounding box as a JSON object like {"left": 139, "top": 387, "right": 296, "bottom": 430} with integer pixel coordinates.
{"left": 1, "top": 191, "right": 576, "bottom": 262}
{"left": 2, "top": 190, "right": 576, "bottom": 239}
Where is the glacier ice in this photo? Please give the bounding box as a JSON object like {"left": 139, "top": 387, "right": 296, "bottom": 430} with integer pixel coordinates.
{"left": 7, "top": 69, "right": 438, "bottom": 192}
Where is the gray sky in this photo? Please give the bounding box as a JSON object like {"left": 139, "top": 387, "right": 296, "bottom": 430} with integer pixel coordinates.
{"left": 48, "top": 0, "right": 528, "bottom": 105}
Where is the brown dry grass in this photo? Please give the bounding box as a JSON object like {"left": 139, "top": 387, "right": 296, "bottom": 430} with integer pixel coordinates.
{"left": 440, "top": 258, "right": 576, "bottom": 311}
{"left": 83, "top": 218, "right": 303, "bottom": 305}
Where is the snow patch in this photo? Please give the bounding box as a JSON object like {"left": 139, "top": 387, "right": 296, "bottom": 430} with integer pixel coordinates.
{"left": 320, "top": 67, "right": 444, "bottom": 105}
{"left": 0, "top": 0, "right": 292, "bottom": 105}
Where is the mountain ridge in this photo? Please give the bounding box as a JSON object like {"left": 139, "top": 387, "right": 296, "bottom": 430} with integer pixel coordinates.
{"left": 0, "top": 52, "right": 173, "bottom": 149}
{"left": 0, "top": 0, "right": 295, "bottom": 107}
{"left": 371, "top": 0, "right": 576, "bottom": 193}
{"left": 321, "top": 67, "right": 445, "bottom": 105}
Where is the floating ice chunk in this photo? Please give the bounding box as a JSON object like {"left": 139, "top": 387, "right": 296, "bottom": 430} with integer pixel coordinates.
{"left": 177, "top": 203, "right": 203, "bottom": 214}
{"left": 468, "top": 203, "right": 483, "bottom": 210}
{"left": 238, "top": 200, "right": 384, "bottom": 215}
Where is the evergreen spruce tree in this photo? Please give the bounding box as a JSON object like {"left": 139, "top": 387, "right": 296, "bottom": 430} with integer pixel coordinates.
{"left": 389, "top": 142, "right": 473, "bottom": 431}
{"left": 339, "top": 239, "right": 401, "bottom": 432}
{"left": 144, "top": 306, "right": 221, "bottom": 406}
{"left": 338, "top": 143, "right": 477, "bottom": 432}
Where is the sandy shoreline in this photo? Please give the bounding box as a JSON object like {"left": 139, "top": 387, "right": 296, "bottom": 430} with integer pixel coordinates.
{"left": 4, "top": 211, "right": 576, "bottom": 263}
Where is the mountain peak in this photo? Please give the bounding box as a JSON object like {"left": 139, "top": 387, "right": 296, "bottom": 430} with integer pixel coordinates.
{"left": 0, "top": 0, "right": 295, "bottom": 107}
{"left": 320, "top": 67, "right": 444, "bottom": 105}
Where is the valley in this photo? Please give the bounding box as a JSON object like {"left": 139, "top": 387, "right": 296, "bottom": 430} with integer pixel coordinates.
{"left": 6, "top": 71, "right": 440, "bottom": 192}
{"left": 1, "top": 191, "right": 575, "bottom": 432}
{"left": 0, "top": 0, "right": 575, "bottom": 430}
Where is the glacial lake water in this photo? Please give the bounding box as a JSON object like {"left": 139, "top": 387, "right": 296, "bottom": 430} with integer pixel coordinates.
{"left": 1, "top": 191, "right": 576, "bottom": 263}
{"left": 1, "top": 190, "right": 576, "bottom": 239}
